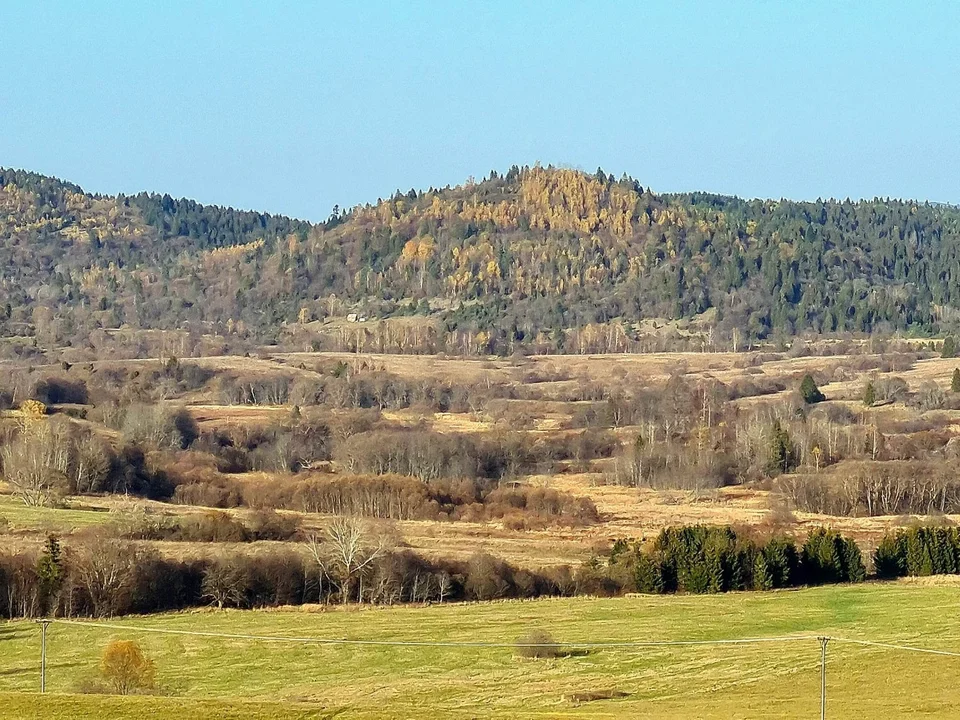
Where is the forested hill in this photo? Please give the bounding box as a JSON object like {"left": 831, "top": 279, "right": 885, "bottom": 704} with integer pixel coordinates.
{"left": 2, "top": 164, "right": 959, "bottom": 356}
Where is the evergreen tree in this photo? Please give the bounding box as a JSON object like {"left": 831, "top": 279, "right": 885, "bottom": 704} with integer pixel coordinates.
{"left": 942, "top": 336, "right": 958, "bottom": 359}
{"left": 767, "top": 421, "right": 795, "bottom": 475}
{"left": 952, "top": 368, "right": 960, "bottom": 393}
{"left": 840, "top": 537, "right": 867, "bottom": 582}
{"left": 753, "top": 554, "right": 774, "bottom": 590}
{"left": 873, "top": 533, "right": 906, "bottom": 578}
{"left": 800, "top": 528, "right": 864, "bottom": 584}
{"left": 904, "top": 528, "right": 930, "bottom": 576}
{"left": 799, "top": 374, "right": 826, "bottom": 404}
{"left": 762, "top": 537, "right": 800, "bottom": 588}
{"left": 633, "top": 553, "right": 665, "bottom": 594}
{"left": 863, "top": 381, "right": 876, "bottom": 407}
{"left": 36, "top": 534, "right": 63, "bottom": 614}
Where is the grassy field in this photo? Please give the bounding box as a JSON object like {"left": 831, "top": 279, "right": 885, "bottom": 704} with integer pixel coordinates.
{"left": 3, "top": 581, "right": 960, "bottom": 719}
{"left": 0, "top": 494, "right": 113, "bottom": 534}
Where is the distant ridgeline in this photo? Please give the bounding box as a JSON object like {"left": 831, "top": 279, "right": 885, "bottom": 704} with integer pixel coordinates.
{"left": 1, "top": 165, "right": 959, "bottom": 356}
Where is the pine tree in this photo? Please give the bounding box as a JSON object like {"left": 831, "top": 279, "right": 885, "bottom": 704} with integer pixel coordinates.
{"left": 799, "top": 374, "right": 826, "bottom": 404}
{"left": 952, "top": 368, "right": 960, "bottom": 393}
{"left": 863, "top": 381, "right": 876, "bottom": 407}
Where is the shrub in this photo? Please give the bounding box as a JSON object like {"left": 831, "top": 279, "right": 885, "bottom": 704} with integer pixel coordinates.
{"left": 99, "top": 640, "right": 156, "bottom": 695}
{"left": 121, "top": 404, "right": 196, "bottom": 450}
{"left": 515, "top": 630, "right": 562, "bottom": 659}
{"left": 32, "top": 376, "right": 88, "bottom": 405}
{"left": 245, "top": 508, "right": 301, "bottom": 541}
{"left": 177, "top": 512, "right": 250, "bottom": 543}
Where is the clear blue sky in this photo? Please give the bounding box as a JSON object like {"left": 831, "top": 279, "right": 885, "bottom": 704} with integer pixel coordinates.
{"left": 2, "top": 1, "right": 957, "bottom": 221}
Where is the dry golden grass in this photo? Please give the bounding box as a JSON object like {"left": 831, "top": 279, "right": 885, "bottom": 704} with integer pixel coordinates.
{"left": 7, "top": 347, "right": 959, "bottom": 570}
{"left": 188, "top": 404, "right": 291, "bottom": 429}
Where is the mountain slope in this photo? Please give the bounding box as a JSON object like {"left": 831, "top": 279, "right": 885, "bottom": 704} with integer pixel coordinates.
{"left": 1, "top": 165, "right": 958, "bottom": 356}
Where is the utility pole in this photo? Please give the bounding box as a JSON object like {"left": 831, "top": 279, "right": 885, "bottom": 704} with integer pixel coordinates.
{"left": 819, "top": 636, "right": 830, "bottom": 720}
{"left": 37, "top": 619, "right": 51, "bottom": 693}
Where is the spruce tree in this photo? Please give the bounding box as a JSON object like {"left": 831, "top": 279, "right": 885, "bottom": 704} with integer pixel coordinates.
{"left": 863, "top": 381, "right": 876, "bottom": 407}
{"left": 799, "top": 374, "right": 826, "bottom": 404}
{"left": 753, "top": 554, "right": 774, "bottom": 590}
{"left": 952, "top": 368, "right": 960, "bottom": 393}
{"left": 768, "top": 421, "right": 795, "bottom": 475}
{"left": 873, "top": 534, "right": 906, "bottom": 578}
{"left": 943, "top": 336, "right": 958, "bottom": 359}
{"left": 36, "top": 535, "right": 63, "bottom": 614}
{"left": 634, "top": 554, "right": 665, "bottom": 594}
{"left": 840, "top": 537, "right": 867, "bottom": 582}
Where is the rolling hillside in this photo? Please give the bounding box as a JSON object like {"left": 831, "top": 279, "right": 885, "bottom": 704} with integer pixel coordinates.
{"left": 2, "top": 165, "right": 959, "bottom": 357}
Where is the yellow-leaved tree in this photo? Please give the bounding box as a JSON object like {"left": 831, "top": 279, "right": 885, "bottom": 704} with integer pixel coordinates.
{"left": 99, "top": 640, "right": 156, "bottom": 695}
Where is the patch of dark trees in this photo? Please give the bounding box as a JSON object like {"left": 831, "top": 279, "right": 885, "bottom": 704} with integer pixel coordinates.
{"left": 874, "top": 525, "right": 960, "bottom": 578}
{"left": 580, "top": 526, "right": 866, "bottom": 594}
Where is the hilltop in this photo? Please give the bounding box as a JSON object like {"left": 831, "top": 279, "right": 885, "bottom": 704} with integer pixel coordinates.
{"left": 2, "top": 165, "right": 959, "bottom": 358}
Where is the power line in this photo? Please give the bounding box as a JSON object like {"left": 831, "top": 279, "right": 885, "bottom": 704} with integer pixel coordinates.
{"left": 51, "top": 619, "right": 820, "bottom": 649}
{"left": 830, "top": 636, "right": 960, "bottom": 659}
{"left": 46, "top": 620, "right": 960, "bottom": 656}
{"left": 32, "top": 619, "right": 960, "bottom": 716}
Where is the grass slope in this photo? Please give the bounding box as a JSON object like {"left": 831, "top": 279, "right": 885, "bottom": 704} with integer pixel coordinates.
{"left": 2, "top": 582, "right": 960, "bottom": 718}
{"left": 0, "top": 494, "right": 112, "bottom": 534}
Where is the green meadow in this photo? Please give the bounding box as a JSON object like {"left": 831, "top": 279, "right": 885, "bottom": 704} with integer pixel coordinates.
{"left": 2, "top": 581, "right": 960, "bottom": 718}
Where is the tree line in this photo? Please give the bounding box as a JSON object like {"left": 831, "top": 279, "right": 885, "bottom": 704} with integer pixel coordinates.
{"left": 0, "top": 523, "right": 868, "bottom": 620}
{"left": 582, "top": 526, "right": 865, "bottom": 595}
{"left": 874, "top": 525, "right": 960, "bottom": 578}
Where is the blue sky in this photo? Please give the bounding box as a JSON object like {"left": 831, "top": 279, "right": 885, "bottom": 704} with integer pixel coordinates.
{"left": 2, "top": 1, "right": 957, "bottom": 221}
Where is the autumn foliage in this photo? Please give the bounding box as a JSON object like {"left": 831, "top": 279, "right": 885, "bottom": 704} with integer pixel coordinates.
{"left": 99, "top": 640, "right": 156, "bottom": 695}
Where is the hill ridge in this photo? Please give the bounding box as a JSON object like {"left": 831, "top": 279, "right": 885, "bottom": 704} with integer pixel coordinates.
{"left": 1, "top": 164, "right": 958, "bottom": 357}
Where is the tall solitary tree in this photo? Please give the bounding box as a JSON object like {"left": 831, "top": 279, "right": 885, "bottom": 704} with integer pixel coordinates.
{"left": 952, "top": 368, "right": 960, "bottom": 394}
{"left": 768, "top": 421, "right": 796, "bottom": 475}
{"left": 942, "top": 336, "right": 957, "bottom": 359}
{"left": 799, "top": 374, "right": 826, "bottom": 404}
{"left": 36, "top": 534, "right": 63, "bottom": 615}
{"left": 863, "top": 381, "right": 876, "bottom": 407}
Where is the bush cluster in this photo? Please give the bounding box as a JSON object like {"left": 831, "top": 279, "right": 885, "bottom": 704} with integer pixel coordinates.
{"left": 174, "top": 473, "right": 599, "bottom": 528}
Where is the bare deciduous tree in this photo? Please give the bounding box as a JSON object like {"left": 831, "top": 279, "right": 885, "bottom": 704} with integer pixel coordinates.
{"left": 201, "top": 556, "right": 248, "bottom": 609}
{"left": 307, "top": 516, "right": 391, "bottom": 604}
{"left": 73, "top": 432, "right": 112, "bottom": 494}
{"left": 0, "top": 419, "right": 72, "bottom": 506}
{"left": 71, "top": 538, "right": 146, "bottom": 617}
